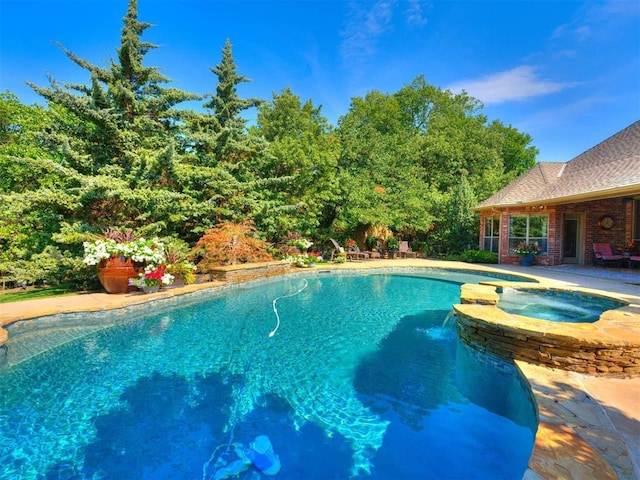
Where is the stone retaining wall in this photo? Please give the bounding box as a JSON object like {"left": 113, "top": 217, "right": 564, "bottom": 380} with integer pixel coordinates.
{"left": 209, "top": 261, "right": 291, "bottom": 283}
{"left": 454, "top": 284, "right": 640, "bottom": 376}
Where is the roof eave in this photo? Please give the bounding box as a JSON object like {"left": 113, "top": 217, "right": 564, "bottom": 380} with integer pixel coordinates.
{"left": 474, "top": 184, "right": 640, "bottom": 211}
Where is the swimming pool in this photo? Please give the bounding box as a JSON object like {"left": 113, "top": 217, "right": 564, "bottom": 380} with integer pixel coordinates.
{"left": 497, "top": 287, "right": 627, "bottom": 323}
{"left": 0, "top": 272, "right": 537, "bottom": 479}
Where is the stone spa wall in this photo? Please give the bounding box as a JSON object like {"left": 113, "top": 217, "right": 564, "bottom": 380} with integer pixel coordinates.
{"left": 454, "top": 284, "right": 640, "bottom": 377}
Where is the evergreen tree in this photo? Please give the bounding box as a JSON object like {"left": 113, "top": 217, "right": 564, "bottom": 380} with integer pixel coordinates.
{"left": 183, "top": 40, "right": 294, "bottom": 234}
{"left": 22, "top": 0, "right": 205, "bottom": 238}
{"left": 28, "top": 0, "right": 199, "bottom": 176}
{"left": 187, "top": 39, "right": 263, "bottom": 171}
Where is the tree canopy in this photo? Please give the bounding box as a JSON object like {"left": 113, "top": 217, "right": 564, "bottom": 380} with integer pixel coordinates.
{"left": 0, "top": 0, "right": 537, "bottom": 286}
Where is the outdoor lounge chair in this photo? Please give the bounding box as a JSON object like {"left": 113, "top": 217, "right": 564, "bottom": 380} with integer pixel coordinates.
{"left": 592, "top": 243, "right": 623, "bottom": 267}
{"left": 399, "top": 241, "right": 417, "bottom": 259}
{"left": 330, "top": 239, "right": 369, "bottom": 261}
{"left": 364, "top": 249, "right": 381, "bottom": 260}
{"left": 349, "top": 246, "right": 370, "bottom": 261}
{"left": 630, "top": 255, "right": 640, "bottom": 269}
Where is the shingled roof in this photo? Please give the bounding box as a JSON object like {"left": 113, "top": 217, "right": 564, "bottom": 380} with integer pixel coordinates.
{"left": 475, "top": 120, "right": 640, "bottom": 210}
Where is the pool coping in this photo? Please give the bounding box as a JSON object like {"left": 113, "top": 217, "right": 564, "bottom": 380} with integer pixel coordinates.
{"left": 1, "top": 259, "right": 639, "bottom": 480}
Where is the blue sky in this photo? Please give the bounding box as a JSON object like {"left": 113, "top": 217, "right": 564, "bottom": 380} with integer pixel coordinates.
{"left": 1, "top": 0, "right": 638, "bottom": 162}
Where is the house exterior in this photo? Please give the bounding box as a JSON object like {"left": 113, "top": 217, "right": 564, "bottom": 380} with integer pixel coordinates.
{"left": 475, "top": 120, "right": 640, "bottom": 266}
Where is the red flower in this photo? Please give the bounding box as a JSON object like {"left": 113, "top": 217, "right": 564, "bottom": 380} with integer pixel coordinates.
{"left": 145, "top": 264, "right": 167, "bottom": 280}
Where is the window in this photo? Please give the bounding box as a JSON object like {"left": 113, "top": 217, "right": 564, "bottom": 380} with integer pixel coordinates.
{"left": 508, "top": 214, "right": 548, "bottom": 255}
{"left": 483, "top": 216, "right": 500, "bottom": 254}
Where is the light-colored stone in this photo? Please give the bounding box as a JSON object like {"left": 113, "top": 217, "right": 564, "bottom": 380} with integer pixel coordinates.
{"left": 529, "top": 422, "right": 617, "bottom": 480}
{"left": 519, "top": 362, "right": 639, "bottom": 480}
{"left": 454, "top": 284, "right": 640, "bottom": 377}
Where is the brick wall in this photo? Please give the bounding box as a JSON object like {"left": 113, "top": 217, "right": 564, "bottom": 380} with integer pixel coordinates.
{"left": 479, "top": 196, "right": 635, "bottom": 266}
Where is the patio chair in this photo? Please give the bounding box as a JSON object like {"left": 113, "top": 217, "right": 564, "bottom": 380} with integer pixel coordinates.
{"left": 629, "top": 255, "right": 640, "bottom": 269}
{"left": 330, "top": 239, "right": 369, "bottom": 261}
{"left": 592, "top": 243, "right": 623, "bottom": 267}
{"left": 399, "top": 241, "right": 417, "bottom": 259}
{"left": 364, "top": 249, "right": 381, "bottom": 260}
{"left": 352, "top": 247, "right": 370, "bottom": 261}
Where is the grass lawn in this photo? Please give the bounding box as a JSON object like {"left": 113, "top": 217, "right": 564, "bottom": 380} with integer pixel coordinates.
{"left": 0, "top": 284, "right": 81, "bottom": 304}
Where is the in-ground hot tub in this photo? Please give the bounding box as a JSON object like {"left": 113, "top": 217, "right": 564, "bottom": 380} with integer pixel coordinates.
{"left": 454, "top": 284, "right": 640, "bottom": 376}
{"left": 496, "top": 287, "right": 627, "bottom": 323}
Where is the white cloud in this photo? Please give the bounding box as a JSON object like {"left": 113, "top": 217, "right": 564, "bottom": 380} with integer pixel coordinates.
{"left": 447, "top": 66, "right": 575, "bottom": 104}
{"left": 600, "top": 0, "right": 640, "bottom": 16}
{"left": 340, "top": 1, "right": 395, "bottom": 63}
{"left": 405, "top": 0, "right": 429, "bottom": 28}
{"left": 339, "top": 1, "right": 430, "bottom": 67}
{"left": 573, "top": 25, "right": 591, "bottom": 41}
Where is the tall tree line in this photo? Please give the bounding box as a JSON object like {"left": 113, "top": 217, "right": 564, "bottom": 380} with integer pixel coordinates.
{"left": 0, "top": 0, "right": 537, "bottom": 286}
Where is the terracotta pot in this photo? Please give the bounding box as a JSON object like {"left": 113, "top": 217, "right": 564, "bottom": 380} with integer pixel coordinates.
{"left": 97, "top": 256, "right": 138, "bottom": 294}
{"left": 164, "top": 275, "right": 185, "bottom": 289}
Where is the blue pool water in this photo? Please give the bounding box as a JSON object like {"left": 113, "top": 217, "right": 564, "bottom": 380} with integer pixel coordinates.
{"left": 0, "top": 272, "right": 537, "bottom": 479}
{"left": 497, "top": 287, "right": 626, "bottom": 323}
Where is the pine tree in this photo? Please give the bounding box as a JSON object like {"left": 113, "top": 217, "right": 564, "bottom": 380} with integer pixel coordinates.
{"left": 187, "top": 39, "right": 263, "bottom": 170}
{"left": 28, "top": 0, "right": 199, "bottom": 176}
{"left": 183, "top": 39, "right": 297, "bottom": 231}
{"left": 20, "top": 0, "right": 213, "bottom": 239}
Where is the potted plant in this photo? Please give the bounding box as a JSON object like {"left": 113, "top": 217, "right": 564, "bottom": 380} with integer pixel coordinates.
{"left": 166, "top": 261, "right": 197, "bottom": 287}
{"left": 385, "top": 236, "right": 399, "bottom": 252}
{"left": 82, "top": 228, "right": 166, "bottom": 293}
{"left": 293, "top": 238, "right": 313, "bottom": 252}
{"left": 285, "top": 252, "right": 319, "bottom": 268}
{"left": 513, "top": 243, "right": 539, "bottom": 266}
{"left": 306, "top": 252, "right": 319, "bottom": 267}
{"left": 623, "top": 240, "right": 635, "bottom": 258}
{"left": 365, "top": 236, "right": 378, "bottom": 251}
{"left": 131, "top": 264, "right": 174, "bottom": 293}
{"left": 163, "top": 241, "right": 197, "bottom": 287}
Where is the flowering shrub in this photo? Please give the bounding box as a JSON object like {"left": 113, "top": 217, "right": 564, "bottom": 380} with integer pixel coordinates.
{"left": 83, "top": 238, "right": 166, "bottom": 265}
{"left": 512, "top": 242, "right": 539, "bottom": 255}
{"left": 285, "top": 252, "right": 321, "bottom": 267}
{"left": 132, "top": 264, "right": 174, "bottom": 288}
{"left": 167, "top": 260, "right": 197, "bottom": 284}
{"left": 287, "top": 238, "right": 313, "bottom": 250}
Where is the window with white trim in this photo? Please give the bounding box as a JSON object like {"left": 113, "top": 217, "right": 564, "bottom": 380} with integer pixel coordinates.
{"left": 483, "top": 216, "right": 500, "bottom": 254}
{"left": 508, "top": 214, "right": 548, "bottom": 255}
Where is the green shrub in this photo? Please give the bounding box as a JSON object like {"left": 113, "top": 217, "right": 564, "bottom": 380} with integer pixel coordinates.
{"left": 412, "top": 241, "right": 428, "bottom": 253}
{"left": 459, "top": 249, "right": 498, "bottom": 264}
